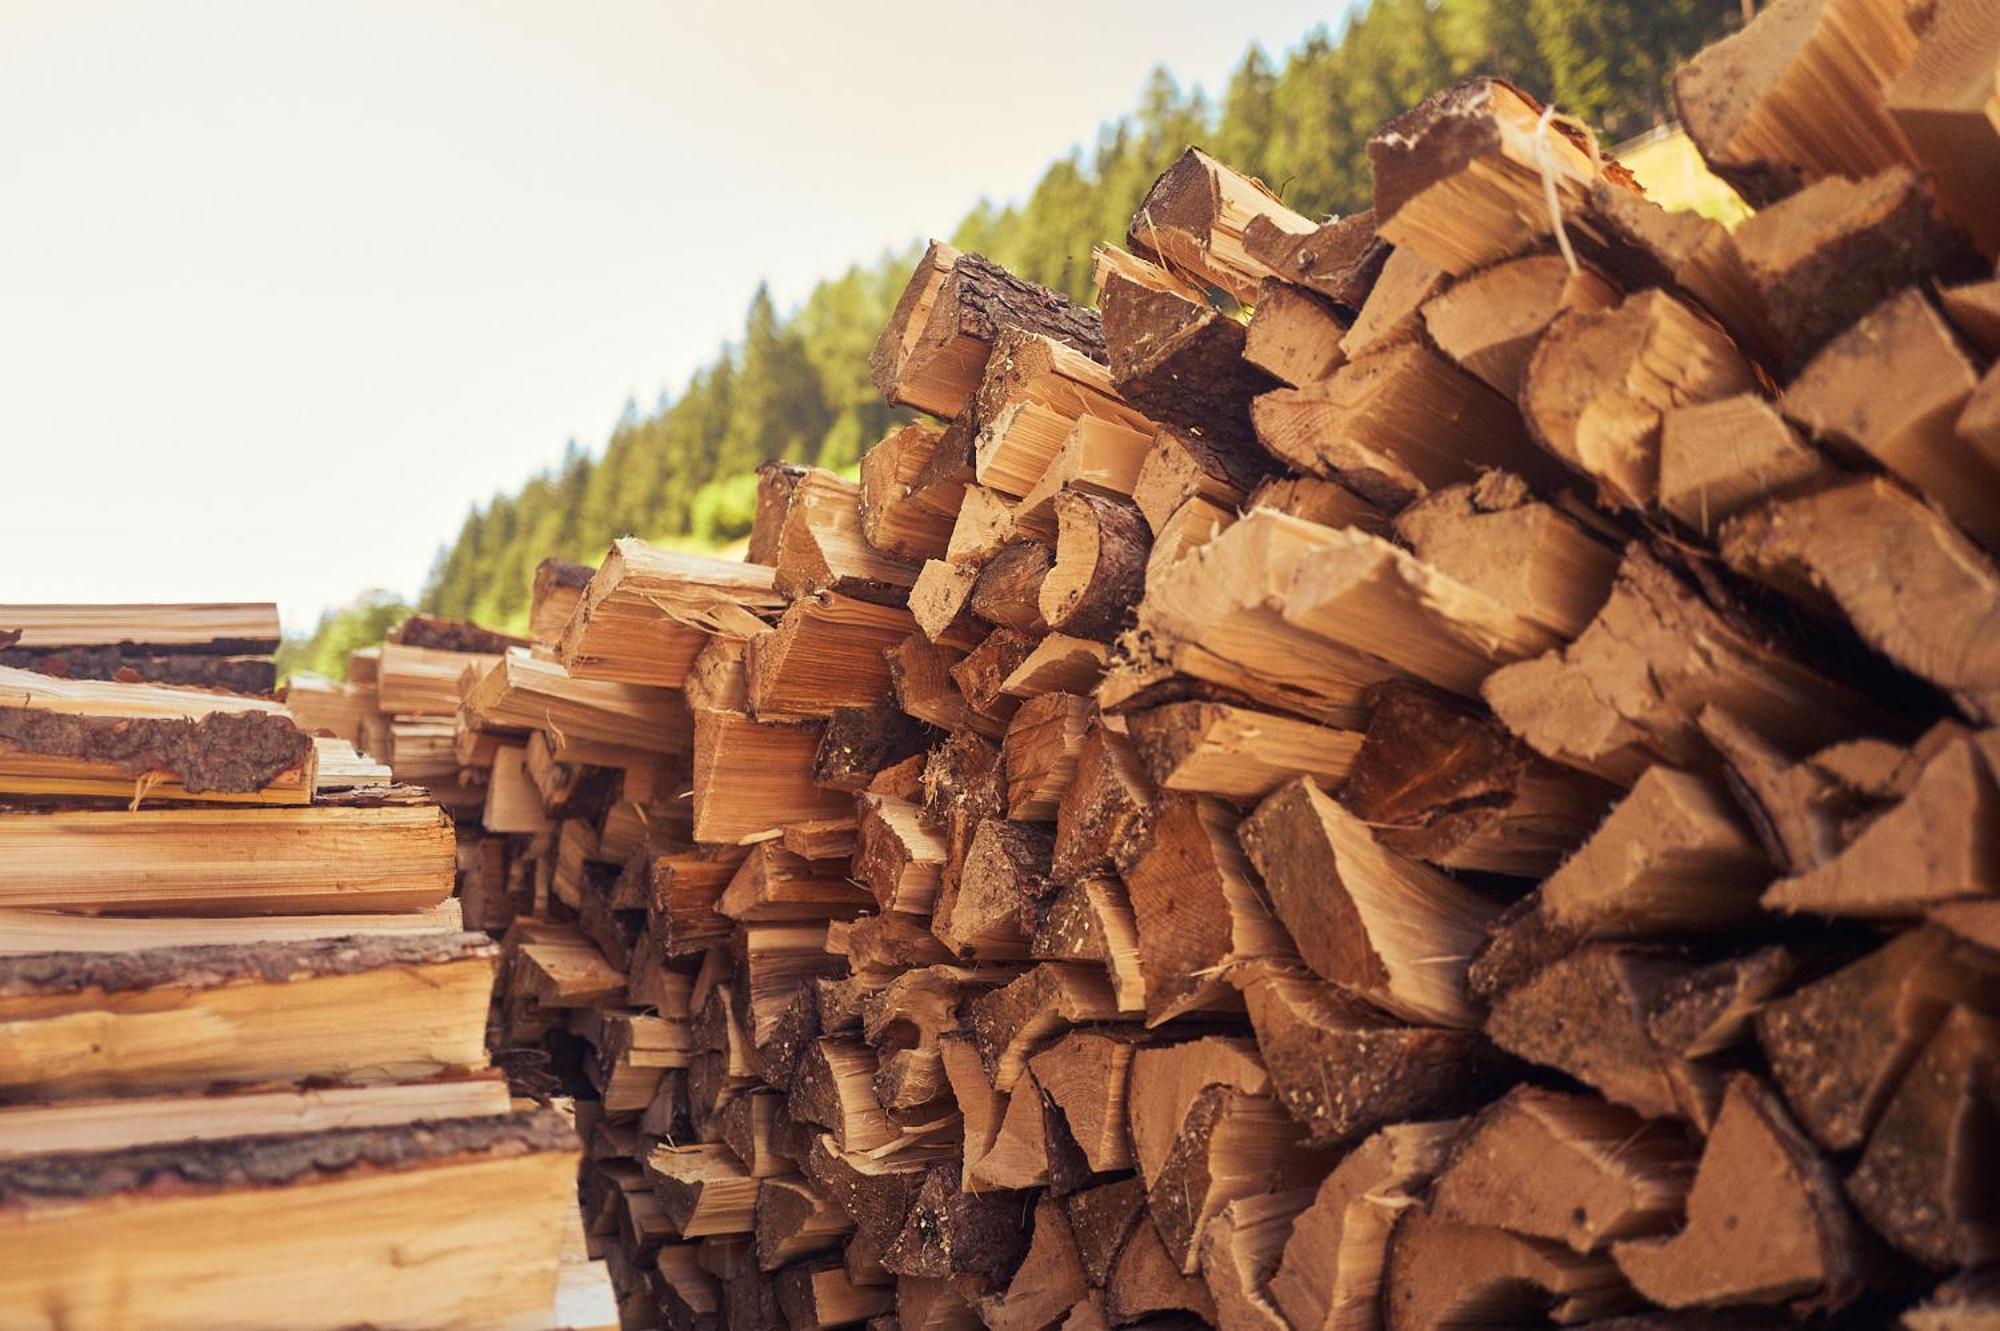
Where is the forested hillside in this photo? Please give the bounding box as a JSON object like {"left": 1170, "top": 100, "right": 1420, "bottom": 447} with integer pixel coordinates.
{"left": 284, "top": 0, "right": 1736, "bottom": 677}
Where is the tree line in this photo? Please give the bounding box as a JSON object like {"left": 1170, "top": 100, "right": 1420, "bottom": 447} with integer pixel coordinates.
{"left": 281, "top": 0, "right": 1735, "bottom": 680}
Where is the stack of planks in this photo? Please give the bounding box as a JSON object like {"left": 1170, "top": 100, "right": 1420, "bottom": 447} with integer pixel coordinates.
{"left": 0, "top": 603, "right": 600, "bottom": 1331}
{"left": 440, "top": 2, "right": 2000, "bottom": 1325}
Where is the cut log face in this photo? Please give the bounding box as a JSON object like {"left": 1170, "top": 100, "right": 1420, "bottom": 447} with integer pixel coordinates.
{"left": 1383, "top": 1206, "right": 1636, "bottom": 1330}
{"left": 1252, "top": 340, "right": 1567, "bottom": 509}
{"left": 1482, "top": 545, "right": 1886, "bottom": 786}
{"left": 1885, "top": 0, "right": 2000, "bottom": 258}
{"left": 1120, "top": 794, "right": 1296, "bottom": 1024}
{"left": 1127, "top": 147, "right": 1316, "bottom": 306}
{"left": 1757, "top": 730, "right": 2000, "bottom": 918}
{"left": 1126, "top": 1035, "right": 1271, "bottom": 1191}
{"left": 1097, "top": 246, "right": 1276, "bottom": 446}
{"left": 1243, "top": 280, "right": 1349, "bottom": 388}
{"left": 1369, "top": 76, "right": 1628, "bottom": 275}
{"left": 1721, "top": 476, "right": 2000, "bottom": 725}
{"left": 1392, "top": 471, "right": 1618, "bottom": 641}
{"left": 1520, "top": 290, "right": 1762, "bottom": 512}
{"left": 1233, "top": 962, "right": 1500, "bottom": 1148}
{"left": 1421, "top": 253, "right": 1618, "bottom": 399}
{"left": 1785, "top": 287, "right": 2000, "bottom": 551}
{"left": 1611, "top": 1076, "right": 1874, "bottom": 1313}
{"left": 1428, "top": 1086, "right": 1696, "bottom": 1254}
{"left": 1241, "top": 209, "right": 1388, "bottom": 310}
{"left": 1731, "top": 166, "right": 1976, "bottom": 373}
{"left": 1340, "top": 244, "right": 1449, "bottom": 361}
{"left": 1658, "top": 394, "right": 1837, "bottom": 535}
{"left": 1127, "top": 700, "right": 1361, "bottom": 808}
{"left": 1270, "top": 1120, "right": 1460, "bottom": 1331}
{"left": 1538, "top": 765, "right": 1772, "bottom": 938}
{"left": 1145, "top": 1084, "right": 1324, "bottom": 1275}
{"left": 1131, "top": 426, "right": 1275, "bottom": 536}
{"left": 1670, "top": 0, "right": 1924, "bottom": 206}
{"left": 1485, "top": 943, "right": 1720, "bottom": 1126}
{"left": 1238, "top": 777, "right": 1501, "bottom": 1027}
{"left": 1845, "top": 1005, "right": 2000, "bottom": 1270}
{"left": 1756, "top": 926, "right": 2000, "bottom": 1151}
{"left": 1339, "top": 679, "right": 1614, "bottom": 877}
{"left": 871, "top": 241, "right": 1104, "bottom": 421}
{"left": 1029, "top": 1030, "right": 1139, "bottom": 1174}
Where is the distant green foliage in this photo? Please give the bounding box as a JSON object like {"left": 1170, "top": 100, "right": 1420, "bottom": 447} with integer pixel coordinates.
{"left": 277, "top": 589, "right": 412, "bottom": 682}
{"left": 375, "top": 0, "right": 1736, "bottom": 639}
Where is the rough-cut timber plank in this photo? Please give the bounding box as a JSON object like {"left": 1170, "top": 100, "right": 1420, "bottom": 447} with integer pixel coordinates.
{"left": 0, "top": 602, "right": 281, "bottom": 654}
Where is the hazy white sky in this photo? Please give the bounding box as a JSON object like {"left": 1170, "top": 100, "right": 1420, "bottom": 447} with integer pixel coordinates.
{"left": 2, "top": 0, "right": 1340, "bottom": 630}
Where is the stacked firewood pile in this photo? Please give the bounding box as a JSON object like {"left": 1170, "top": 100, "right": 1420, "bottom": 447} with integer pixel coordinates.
{"left": 0, "top": 603, "right": 601, "bottom": 1330}
{"left": 445, "top": 2, "right": 2000, "bottom": 1326}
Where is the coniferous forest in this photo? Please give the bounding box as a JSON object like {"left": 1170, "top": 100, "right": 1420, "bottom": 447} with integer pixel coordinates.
{"left": 285, "top": 0, "right": 1736, "bottom": 675}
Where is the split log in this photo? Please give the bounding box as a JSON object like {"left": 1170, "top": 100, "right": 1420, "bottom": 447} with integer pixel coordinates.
{"left": 693, "top": 711, "right": 851, "bottom": 843}
{"left": 871, "top": 241, "right": 1103, "bottom": 420}
{"left": 1730, "top": 166, "right": 1975, "bottom": 372}
{"left": 562, "top": 538, "right": 783, "bottom": 688}
{"left": 974, "top": 328, "right": 1154, "bottom": 440}
{"left": 1126, "top": 1036, "right": 1270, "bottom": 1190}
{"left": 1486, "top": 943, "right": 1721, "bottom": 1126}
{"left": 1722, "top": 476, "right": 2000, "bottom": 724}
{"left": 1106, "top": 1214, "right": 1218, "bottom": 1325}
{"left": 1482, "top": 545, "right": 1888, "bottom": 785}
{"left": 813, "top": 701, "right": 939, "bottom": 795}
{"left": 1199, "top": 1189, "right": 1314, "bottom": 1331}
{"left": 860, "top": 422, "right": 961, "bottom": 563}
{"left": 1096, "top": 246, "right": 1276, "bottom": 446}
{"left": 880, "top": 1164, "right": 1031, "bottom": 1282}
{"left": 1339, "top": 680, "right": 1614, "bottom": 877}
{"left": 1785, "top": 287, "right": 2000, "bottom": 551}
{"left": 1671, "top": 0, "right": 1924, "bottom": 206}
{"left": 1611, "top": 1076, "right": 1875, "bottom": 1313}
{"left": 1885, "top": 0, "right": 2000, "bottom": 257}
{"left": 967, "top": 962, "right": 1125, "bottom": 1091}
{"left": 1145, "top": 1084, "right": 1323, "bottom": 1274}
{"left": 1003, "top": 693, "right": 1094, "bottom": 821}
{"left": 1252, "top": 341, "right": 1567, "bottom": 509}
{"left": 966, "top": 542, "right": 1052, "bottom": 633}
{"left": 931, "top": 818, "right": 1053, "bottom": 960}
{"left": 1539, "top": 765, "right": 1771, "bottom": 937}
{"left": 1066, "top": 1176, "right": 1146, "bottom": 1289}
{"left": 1040, "top": 491, "right": 1151, "bottom": 643}
{"left": 1130, "top": 427, "right": 1275, "bottom": 536}
{"left": 1270, "top": 1121, "right": 1459, "bottom": 1331}
{"left": 1027, "top": 875, "right": 1147, "bottom": 1016}
{"left": 1239, "top": 777, "right": 1501, "bottom": 1027}
{"left": 999, "top": 633, "right": 1110, "bottom": 700}
{"left": 1845, "top": 1005, "right": 2000, "bottom": 1269}
{"left": 1233, "top": 962, "right": 1500, "bottom": 1147}
{"left": 1240, "top": 209, "right": 1388, "bottom": 310}
{"left": 1127, "top": 147, "right": 1315, "bottom": 305}
{"left": 1278, "top": 527, "right": 1564, "bottom": 695}
{"left": 1392, "top": 471, "right": 1619, "bottom": 640}
{"left": 887, "top": 633, "right": 972, "bottom": 733}
{"left": 1756, "top": 926, "right": 2000, "bottom": 1151}
{"left": 1338, "top": 245, "right": 1446, "bottom": 361}
{"left": 756, "top": 1176, "right": 854, "bottom": 1271}
{"left": 1645, "top": 944, "right": 1805, "bottom": 1060}
{"left": 1429, "top": 1086, "right": 1695, "bottom": 1252}
{"left": 1658, "top": 394, "right": 1837, "bottom": 534}
{"left": 1242, "top": 280, "right": 1348, "bottom": 388}
{"left": 1121, "top": 795, "right": 1295, "bottom": 1022}
{"left": 647, "top": 1144, "right": 761, "bottom": 1238}
{"left": 775, "top": 1257, "right": 894, "bottom": 1330}
{"left": 1520, "top": 290, "right": 1761, "bottom": 512}
{"left": 987, "top": 1200, "right": 1091, "bottom": 1331}
{"left": 749, "top": 595, "right": 920, "bottom": 720}
{"left": 1127, "top": 700, "right": 1361, "bottom": 807}
{"left": 1760, "top": 731, "right": 2000, "bottom": 918}
{"left": 1941, "top": 276, "right": 2000, "bottom": 355}
{"left": 1029, "top": 1029, "right": 1139, "bottom": 1174}
{"left": 1420, "top": 253, "right": 1617, "bottom": 398}
{"left": 717, "top": 843, "right": 871, "bottom": 923}
{"left": 1369, "top": 76, "right": 1632, "bottom": 274}
{"left": 1051, "top": 722, "right": 1156, "bottom": 887}
{"left": 1383, "top": 1207, "right": 1634, "bottom": 1329}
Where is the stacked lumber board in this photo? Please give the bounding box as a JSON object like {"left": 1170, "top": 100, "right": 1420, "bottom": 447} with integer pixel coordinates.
{"left": 0, "top": 606, "right": 596, "bottom": 1330}
{"left": 439, "top": 5, "right": 2000, "bottom": 1327}
{"left": 0, "top": 601, "right": 281, "bottom": 694}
